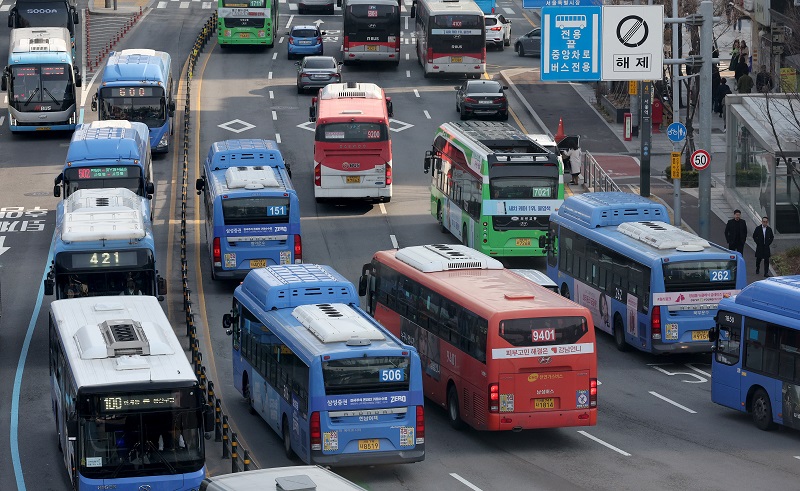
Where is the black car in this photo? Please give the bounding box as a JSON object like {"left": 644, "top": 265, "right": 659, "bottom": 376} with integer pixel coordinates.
{"left": 454, "top": 80, "right": 509, "bottom": 120}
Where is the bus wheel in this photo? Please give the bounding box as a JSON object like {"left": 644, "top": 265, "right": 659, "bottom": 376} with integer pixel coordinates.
{"left": 751, "top": 388, "right": 776, "bottom": 431}
{"left": 560, "top": 283, "right": 570, "bottom": 300}
{"left": 462, "top": 224, "right": 469, "bottom": 247}
{"left": 243, "top": 374, "right": 256, "bottom": 414}
{"left": 447, "top": 385, "right": 467, "bottom": 430}
{"left": 282, "top": 415, "right": 297, "bottom": 459}
{"left": 613, "top": 315, "right": 629, "bottom": 352}
{"left": 437, "top": 203, "right": 447, "bottom": 233}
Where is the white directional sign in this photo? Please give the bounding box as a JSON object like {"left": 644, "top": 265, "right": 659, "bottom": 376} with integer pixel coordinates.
{"left": 601, "top": 5, "right": 664, "bottom": 81}
{"left": 0, "top": 236, "right": 9, "bottom": 256}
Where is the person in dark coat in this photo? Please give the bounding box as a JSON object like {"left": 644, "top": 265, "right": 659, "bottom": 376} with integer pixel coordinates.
{"left": 752, "top": 216, "right": 774, "bottom": 277}
{"left": 724, "top": 209, "right": 747, "bottom": 254}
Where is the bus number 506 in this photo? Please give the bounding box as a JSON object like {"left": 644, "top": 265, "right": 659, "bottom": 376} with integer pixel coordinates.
{"left": 380, "top": 368, "right": 405, "bottom": 382}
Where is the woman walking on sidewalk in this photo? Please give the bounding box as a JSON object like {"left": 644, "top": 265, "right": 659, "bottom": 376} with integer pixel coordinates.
{"left": 728, "top": 40, "right": 740, "bottom": 72}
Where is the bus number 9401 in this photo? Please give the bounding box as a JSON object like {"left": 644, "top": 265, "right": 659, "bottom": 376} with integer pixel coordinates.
{"left": 531, "top": 328, "right": 556, "bottom": 343}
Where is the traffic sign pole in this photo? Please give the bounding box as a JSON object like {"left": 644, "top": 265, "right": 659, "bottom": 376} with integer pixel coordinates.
{"left": 667, "top": 121, "right": 686, "bottom": 226}
{"left": 698, "top": 0, "right": 713, "bottom": 240}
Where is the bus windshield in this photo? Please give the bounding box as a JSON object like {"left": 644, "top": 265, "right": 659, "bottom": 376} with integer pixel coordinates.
{"left": 490, "top": 176, "right": 558, "bottom": 199}
{"left": 323, "top": 356, "right": 410, "bottom": 394}
{"left": 221, "top": 197, "right": 291, "bottom": 226}
{"left": 662, "top": 259, "right": 738, "bottom": 292}
{"left": 316, "top": 123, "right": 388, "bottom": 143}
{"left": 63, "top": 167, "right": 143, "bottom": 197}
{"left": 55, "top": 270, "right": 155, "bottom": 298}
{"left": 9, "top": 65, "right": 74, "bottom": 109}
{"left": 99, "top": 87, "right": 167, "bottom": 127}
{"left": 79, "top": 410, "right": 203, "bottom": 479}
{"left": 15, "top": 3, "right": 70, "bottom": 29}
{"left": 499, "top": 317, "right": 589, "bottom": 346}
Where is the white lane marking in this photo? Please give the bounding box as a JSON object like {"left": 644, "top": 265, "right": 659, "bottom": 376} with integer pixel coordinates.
{"left": 450, "top": 474, "right": 483, "bottom": 491}
{"left": 275, "top": 133, "right": 281, "bottom": 143}
{"left": 157, "top": 1, "right": 166, "bottom": 7}
{"left": 685, "top": 363, "right": 711, "bottom": 378}
{"left": 289, "top": 2, "right": 297, "bottom": 9}
{"left": 272, "top": 111, "right": 278, "bottom": 120}
{"left": 390, "top": 234, "right": 398, "bottom": 248}
{"left": 503, "top": 7, "right": 514, "bottom": 14}
{"left": 269, "top": 90, "right": 274, "bottom": 99}
{"left": 179, "top": 1, "right": 189, "bottom": 7}
{"left": 423, "top": 110, "right": 431, "bottom": 119}
{"left": 272, "top": 52, "right": 278, "bottom": 60}
{"left": 794, "top": 456, "right": 800, "bottom": 460}
{"left": 0, "top": 4, "right": 11, "bottom": 10}
{"left": 202, "top": 1, "right": 211, "bottom": 7}
{"left": 405, "top": 53, "right": 409, "bottom": 60}
{"left": 413, "top": 89, "right": 420, "bottom": 97}
{"left": 285, "top": 16, "right": 293, "bottom": 29}
{"left": 279, "top": 36, "right": 285, "bottom": 44}
{"left": 268, "top": 72, "right": 273, "bottom": 80}
{"left": 577, "top": 431, "right": 631, "bottom": 456}
{"left": 379, "top": 203, "right": 387, "bottom": 214}
{"left": 649, "top": 391, "right": 697, "bottom": 414}
{"left": 648, "top": 364, "right": 706, "bottom": 383}
{"left": 0, "top": 116, "right": 5, "bottom": 126}
{"left": 404, "top": 16, "right": 408, "bottom": 30}
{"left": 406, "top": 70, "right": 411, "bottom": 78}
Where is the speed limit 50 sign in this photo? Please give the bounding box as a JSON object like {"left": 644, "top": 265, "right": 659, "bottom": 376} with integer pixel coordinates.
{"left": 690, "top": 149, "right": 710, "bottom": 171}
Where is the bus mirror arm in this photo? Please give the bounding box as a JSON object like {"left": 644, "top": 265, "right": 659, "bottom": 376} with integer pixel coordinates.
{"left": 91, "top": 94, "right": 97, "bottom": 112}
{"left": 1, "top": 72, "right": 6, "bottom": 92}
{"left": 8, "top": 14, "right": 14, "bottom": 29}
{"left": 195, "top": 177, "right": 204, "bottom": 194}
{"left": 157, "top": 275, "right": 166, "bottom": 297}
{"left": 146, "top": 181, "right": 155, "bottom": 195}
{"left": 708, "top": 326, "right": 719, "bottom": 343}
{"left": 203, "top": 404, "right": 215, "bottom": 433}
{"left": 223, "top": 313, "right": 233, "bottom": 331}
{"left": 410, "top": 5, "right": 416, "bottom": 18}
{"left": 309, "top": 105, "right": 316, "bottom": 122}
{"left": 424, "top": 151, "right": 432, "bottom": 174}
{"left": 44, "top": 271, "right": 55, "bottom": 296}
{"left": 358, "top": 275, "right": 368, "bottom": 297}
{"left": 54, "top": 173, "right": 63, "bottom": 197}
{"left": 72, "top": 9, "right": 79, "bottom": 24}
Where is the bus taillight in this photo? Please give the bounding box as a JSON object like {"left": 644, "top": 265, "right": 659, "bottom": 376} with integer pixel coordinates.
{"left": 294, "top": 235, "right": 303, "bottom": 263}
{"left": 386, "top": 164, "right": 392, "bottom": 185}
{"left": 651, "top": 306, "right": 662, "bottom": 340}
{"left": 314, "top": 164, "right": 321, "bottom": 186}
{"left": 482, "top": 47, "right": 486, "bottom": 62}
{"left": 310, "top": 412, "right": 321, "bottom": 450}
{"left": 427, "top": 47, "right": 433, "bottom": 63}
{"left": 488, "top": 383, "right": 499, "bottom": 412}
{"left": 213, "top": 237, "right": 221, "bottom": 266}
{"left": 416, "top": 405, "right": 425, "bottom": 441}
{"left": 590, "top": 378, "right": 597, "bottom": 407}
{"left": 343, "top": 35, "right": 349, "bottom": 51}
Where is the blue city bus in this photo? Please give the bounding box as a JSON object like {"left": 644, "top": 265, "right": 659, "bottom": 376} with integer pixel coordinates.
{"left": 92, "top": 49, "right": 176, "bottom": 153}
{"left": 710, "top": 276, "right": 800, "bottom": 431}
{"left": 54, "top": 120, "right": 155, "bottom": 219}
{"left": 44, "top": 187, "right": 165, "bottom": 300}
{"left": 1, "top": 27, "right": 81, "bottom": 132}
{"left": 546, "top": 192, "right": 746, "bottom": 354}
{"left": 473, "top": 0, "right": 495, "bottom": 13}
{"left": 222, "top": 264, "right": 426, "bottom": 466}
{"left": 195, "top": 139, "right": 301, "bottom": 280}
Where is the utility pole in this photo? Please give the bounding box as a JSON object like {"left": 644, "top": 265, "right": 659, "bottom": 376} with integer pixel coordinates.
{"left": 698, "top": 0, "right": 713, "bottom": 239}
{"left": 640, "top": 81, "right": 652, "bottom": 197}
{"left": 671, "top": 0, "right": 680, "bottom": 226}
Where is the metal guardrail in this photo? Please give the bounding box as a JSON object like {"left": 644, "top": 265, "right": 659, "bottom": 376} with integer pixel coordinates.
{"left": 581, "top": 150, "right": 621, "bottom": 193}
{"left": 182, "top": 14, "right": 254, "bottom": 473}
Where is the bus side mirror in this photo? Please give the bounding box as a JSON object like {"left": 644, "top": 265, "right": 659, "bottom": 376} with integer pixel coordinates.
{"left": 285, "top": 163, "right": 292, "bottom": 178}
{"left": 146, "top": 181, "right": 155, "bottom": 195}
{"left": 358, "top": 275, "right": 368, "bottom": 297}
{"left": 0, "top": 72, "right": 6, "bottom": 92}
{"left": 337, "top": 0, "right": 341, "bottom": 6}
{"left": 309, "top": 106, "right": 316, "bottom": 122}
{"left": 54, "top": 173, "right": 63, "bottom": 197}
{"left": 708, "top": 327, "right": 719, "bottom": 343}
{"left": 223, "top": 313, "right": 232, "bottom": 329}
{"left": 8, "top": 14, "right": 14, "bottom": 29}
{"left": 67, "top": 420, "right": 78, "bottom": 441}
{"left": 91, "top": 93, "right": 97, "bottom": 112}
{"left": 75, "top": 73, "right": 82, "bottom": 88}
{"left": 169, "top": 99, "right": 176, "bottom": 116}
{"left": 72, "top": 9, "right": 79, "bottom": 24}
{"left": 44, "top": 277, "right": 54, "bottom": 296}
{"left": 423, "top": 151, "right": 433, "bottom": 174}
{"left": 157, "top": 275, "right": 166, "bottom": 297}
{"left": 386, "top": 98, "right": 393, "bottom": 117}
{"left": 410, "top": 5, "right": 416, "bottom": 18}
{"left": 203, "top": 404, "right": 215, "bottom": 432}
{"left": 195, "top": 177, "right": 205, "bottom": 194}
{"left": 54, "top": 186, "right": 61, "bottom": 198}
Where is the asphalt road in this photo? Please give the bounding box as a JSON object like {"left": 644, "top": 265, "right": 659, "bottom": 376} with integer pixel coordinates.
{"left": 2, "top": 0, "right": 800, "bottom": 490}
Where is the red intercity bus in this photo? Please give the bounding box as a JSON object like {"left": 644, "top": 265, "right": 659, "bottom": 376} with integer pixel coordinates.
{"left": 340, "top": 0, "right": 401, "bottom": 66}
{"left": 309, "top": 82, "right": 393, "bottom": 203}
{"left": 359, "top": 244, "right": 598, "bottom": 431}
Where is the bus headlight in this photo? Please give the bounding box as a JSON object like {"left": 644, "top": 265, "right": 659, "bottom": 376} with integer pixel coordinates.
{"left": 157, "top": 133, "right": 169, "bottom": 149}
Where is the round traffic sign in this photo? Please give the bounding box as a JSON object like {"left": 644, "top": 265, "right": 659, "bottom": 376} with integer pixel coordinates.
{"left": 666, "top": 122, "right": 687, "bottom": 143}
{"left": 690, "top": 149, "right": 711, "bottom": 171}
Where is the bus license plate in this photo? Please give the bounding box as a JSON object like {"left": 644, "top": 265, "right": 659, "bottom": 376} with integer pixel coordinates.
{"left": 358, "top": 439, "right": 380, "bottom": 451}
{"left": 516, "top": 238, "right": 532, "bottom": 246}
{"left": 534, "top": 398, "right": 555, "bottom": 409}
{"left": 692, "top": 330, "right": 710, "bottom": 341}
{"left": 451, "top": 56, "right": 463, "bottom": 63}
{"left": 239, "top": 32, "right": 250, "bottom": 38}
{"left": 346, "top": 176, "right": 361, "bottom": 184}
{"left": 249, "top": 259, "right": 267, "bottom": 268}
{"left": 366, "top": 45, "right": 378, "bottom": 51}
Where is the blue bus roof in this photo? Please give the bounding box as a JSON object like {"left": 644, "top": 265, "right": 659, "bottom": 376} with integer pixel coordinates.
{"left": 723, "top": 276, "right": 800, "bottom": 322}
{"left": 206, "top": 140, "right": 286, "bottom": 171}
{"left": 238, "top": 264, "right": 359, "bottom": 311}
{"left": 101, "top": 49, "right": 171, "bottom": 84}
{"left": 66, "top": 121, "right": 149, "bottom": 164}
{"left": 557, "top": 192, "right": 669, "bottom": 228}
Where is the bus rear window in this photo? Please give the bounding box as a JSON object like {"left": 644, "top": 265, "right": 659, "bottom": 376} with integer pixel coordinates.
{"left": 221, "top": 197, "right": 291, "bottom": 226}
{"left": 323, "top": 356, "right": 410, "bottom": 395}
{"left": 316, "top": 123, "right": 387, "bottom": 143}
{"left": 662, "top": 259, "right": 738, "bottom": 292}
{"left": 499, "top": 317, "right": 589, "bottom": 347}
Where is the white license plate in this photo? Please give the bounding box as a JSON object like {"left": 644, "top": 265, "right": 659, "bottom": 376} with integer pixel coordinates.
{"left": 312, "top": 74, "right": 328, "bottom": 79}
{"left": 479, "top": 100, "right": 492, "bottom": 104}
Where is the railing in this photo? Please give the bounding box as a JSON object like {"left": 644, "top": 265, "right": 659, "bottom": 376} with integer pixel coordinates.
{"left": 581, "top": 150, "right": 621, "bottom": 192}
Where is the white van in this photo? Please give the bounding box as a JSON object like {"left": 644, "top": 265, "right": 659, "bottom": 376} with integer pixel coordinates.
{"left": 200, "top": 466, "right": 367, "bottom": 491}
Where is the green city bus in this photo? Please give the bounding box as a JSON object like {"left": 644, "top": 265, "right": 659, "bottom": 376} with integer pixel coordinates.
{"left": 423, "top": 121, "right": 564, "bottom": 258}
{"left": 217, "top": 0, "right": 278, "bottom": 47}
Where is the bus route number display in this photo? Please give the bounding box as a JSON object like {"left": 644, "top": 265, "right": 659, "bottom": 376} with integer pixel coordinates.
{"left": 71, "top": 251, "right": 139, "bottom": 269}
{"left": 77, "top": 167, "right": 131, "bottom": 179}
{"left": 266, "top": 205, "right": 287, "bottom": 217}
{"left": 101, "top": 393, "right": 178, "bottom": 412}
{"left": 379, "top": 368, "right": 406, "bottom": 382}
{"left": 104, "top": 87, "right": 158, "bottom": 97}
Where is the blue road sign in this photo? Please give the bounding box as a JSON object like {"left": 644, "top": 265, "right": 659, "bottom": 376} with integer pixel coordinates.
{"left": 540, "top": 6, "right": 602, "bottom": 82}
{"left": 523, "top": 0, "right": 601, "bottom": 10}
{"left": 667, "top": 122, "right": 687, "bottom": 142}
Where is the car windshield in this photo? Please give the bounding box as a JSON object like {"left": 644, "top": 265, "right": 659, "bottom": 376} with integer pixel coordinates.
{"left": 468, "top": 82, "right": 502, "bottom": 93}
{"left": 305, "top": 58, "right": 336, "bottom": 69}
{"left": 293, "top": 29, "right": 318, "bottom": 37}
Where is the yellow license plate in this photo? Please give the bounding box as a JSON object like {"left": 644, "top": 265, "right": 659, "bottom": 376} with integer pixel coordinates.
{"left": 239, "top": 32, "right": 250, "bottom": 38}
{"left": 249, "top": 259, "right": 267, "bottom": 268}
{"left": 692, "top": 330, "right": 710, "bottom": 341}
{"left": 366, "top": 45, "right": 378, "bottom": 51}
{"left": 346, "top": 176, "right": 361, "bottom": 184}
{"left": 534, "top": 398, "right": 555, "bottom": 409}
{"left": 451, "top": 56, "right": 463, "bottom": 63}
{"left": 516, "top": 238, "right": 532, "bottom": 246}
{"left": 36, "top": 127, "right": 52, "bottom": 131}
{"left": 358, "top": 439, "right": 380, "bottom": 451}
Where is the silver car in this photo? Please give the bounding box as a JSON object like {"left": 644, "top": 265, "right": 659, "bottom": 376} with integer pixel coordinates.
{"left": 514, "top": 28, "right": 541, "bottom": 57}
{"left": 296, "top": 56, "right": 342, "bottom": 94}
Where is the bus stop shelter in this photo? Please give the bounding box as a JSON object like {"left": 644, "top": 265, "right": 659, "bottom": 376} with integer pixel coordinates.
{"left": 724, "top": 94, "right": 800, "bottom": 242}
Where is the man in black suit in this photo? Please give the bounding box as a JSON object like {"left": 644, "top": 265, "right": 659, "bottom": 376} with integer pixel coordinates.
{"left": 752, "top": 216, "right": 774, "bottom": 277}
{"left": 724, "top": 209, "right": 747, "bottom": 254}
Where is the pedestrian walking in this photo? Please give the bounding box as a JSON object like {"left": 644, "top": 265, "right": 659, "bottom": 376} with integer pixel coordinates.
{"left": 756, "top": 65, "right": 774, "bottom": 93}
{"left": 714, "top": 77, "right": 732, "bottom": 117}
{"left": 737, "top": 71, "right": 754, "bottom": 93}
{"left": 724, "top": 209, "right": 748, "bottom": 254}
{"left": 753, "top": 216, "right": 774, "bottom": 277}
{"left": 728, "top": 40, "right": 740, "bottom": 72}
{"left": 735, "top": 0, "right": 745, "bottom": 31}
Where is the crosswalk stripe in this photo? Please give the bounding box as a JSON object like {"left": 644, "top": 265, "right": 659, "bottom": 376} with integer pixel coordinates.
{"left": 180, "top": 1, "right": 189, "bottom": 7}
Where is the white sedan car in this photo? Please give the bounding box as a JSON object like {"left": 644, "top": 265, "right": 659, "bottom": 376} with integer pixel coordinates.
{"left": 484, "top": 14, "right": 511, "bottom": 50}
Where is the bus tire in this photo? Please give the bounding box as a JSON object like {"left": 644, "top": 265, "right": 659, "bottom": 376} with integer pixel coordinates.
{"left": 282, "top": 415, "right": 297, "bottom": 459}
{"left": 560, "top": 283, "right": 570, "bottom": 300}
{"left": 462, "top": 224, "right": 469, "bottom": 247}
{"left": 393, "top": 60, "right": 400, "bottom": 68}
{"left": 613, "top": 315, "right": 629, "bottom": 352}
{"left": 437, "top": 202, "right": 447, "bottom": 233}
{"left": 447, "top": 384, "right": 467, "bottom": 430}
{"left": 243, "top": 373, "right": 256, "bottom": 414}
{"left": 751, "top": 388, "right": 776, "bottom": 431}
